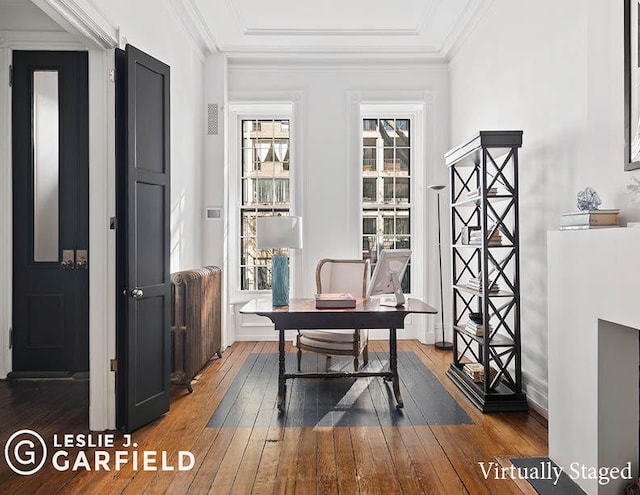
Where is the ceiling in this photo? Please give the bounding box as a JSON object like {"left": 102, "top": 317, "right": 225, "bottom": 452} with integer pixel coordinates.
{"left": 191, "top": 0, "right": 486, "bottom": 60}
{"left": 0, "top": 0, "right": 62, "bottom": 32}
{"left": 0, "top": 0, "right": 485, "bottom": 61}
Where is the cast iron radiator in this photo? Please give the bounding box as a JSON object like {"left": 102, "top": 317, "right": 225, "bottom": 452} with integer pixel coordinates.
{"left": 170, "top": 266, "right": 222, "bottom": 392}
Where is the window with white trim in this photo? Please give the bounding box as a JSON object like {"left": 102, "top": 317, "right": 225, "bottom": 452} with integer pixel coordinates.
{"left": 361, "top": 117, "right": 412, "bottom": 293}
{"left": 240, "top": 119, "right": 291, "bottom": 290}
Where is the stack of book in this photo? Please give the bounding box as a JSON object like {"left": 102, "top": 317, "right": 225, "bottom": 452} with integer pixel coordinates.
{"left": 466, "top": 187, "right": 497, "bottom": 200}
{"left": 468, "top": 228, "right": 502, "bottom": 246}
{"left": 463, "top": 362, "right": 499, "bottom": 383}
{"left": 314, "top": 293, "right": 356, "bottom": 309}
{"left": 559, "top": 209, "right": 619, "bottom": 230}
{"left": 466, "top": 277, "right": 500, "bottom": 292}
{"left": 465, "top": 319, "right": 493, "bottom": 337}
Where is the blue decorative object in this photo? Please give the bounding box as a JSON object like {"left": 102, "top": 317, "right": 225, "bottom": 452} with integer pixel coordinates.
{"left": 576, "top": 186, "right": 602, "bottom": 211}
{"left": 271, "top": 254, "right": 289, "bottom": 307}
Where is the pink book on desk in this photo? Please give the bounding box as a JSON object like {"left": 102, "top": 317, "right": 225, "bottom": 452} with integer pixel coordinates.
{"left": 314, "top": 293, "right": 357, "bottom": 309}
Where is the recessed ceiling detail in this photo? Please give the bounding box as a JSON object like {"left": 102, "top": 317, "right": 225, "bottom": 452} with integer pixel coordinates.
{"left": 193, "top": 0, "right": 486, "bottom": 60}
{"left": 232, "top": 0, "right": 431, "bottom": 36}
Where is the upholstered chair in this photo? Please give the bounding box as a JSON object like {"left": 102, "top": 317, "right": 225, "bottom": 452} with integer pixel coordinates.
{"left": 296, "top": 259, "right": 370, "bottom": 372}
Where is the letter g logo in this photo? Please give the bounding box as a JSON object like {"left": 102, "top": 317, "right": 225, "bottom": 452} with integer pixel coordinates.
{"left": 4, "top": 429, "right": 47, "bottom": 475}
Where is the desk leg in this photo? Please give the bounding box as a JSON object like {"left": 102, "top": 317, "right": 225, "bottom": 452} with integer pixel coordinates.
{"left": 277, "top": 328, "right": 286, "bottom": 412}
{"left": 390, "top": 327, "right": 404, "bottom": 409}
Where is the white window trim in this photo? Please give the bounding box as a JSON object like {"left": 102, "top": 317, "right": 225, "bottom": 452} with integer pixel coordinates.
{"left": 359, "top": 103, "right": 426, "bottom": 302}
{"left": 225, "top": 102, "right": 300, "bottom": 305}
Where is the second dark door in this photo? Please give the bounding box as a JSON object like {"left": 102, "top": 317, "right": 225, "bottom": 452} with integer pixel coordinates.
{"left": 11, "top": 50, "right": 89, "bottom": 374}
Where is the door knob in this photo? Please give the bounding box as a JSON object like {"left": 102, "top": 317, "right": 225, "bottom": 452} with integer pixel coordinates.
{"left": 130, "top": 288, "right": 144, "bottom": 298}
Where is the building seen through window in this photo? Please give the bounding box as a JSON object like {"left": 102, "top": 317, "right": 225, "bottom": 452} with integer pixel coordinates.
{"left": 240, "top": 119, "right": 290, "bottom": 290}
{"left": 362, "top": 118, "right": 412, "bottom": 293}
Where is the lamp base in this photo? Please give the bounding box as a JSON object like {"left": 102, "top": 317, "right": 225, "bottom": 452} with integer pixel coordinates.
{"left": 271, "top": 254, "right": 289, "bottom": 307}
{"left": 434, "top": 341, "right": 453, "bottom": 351}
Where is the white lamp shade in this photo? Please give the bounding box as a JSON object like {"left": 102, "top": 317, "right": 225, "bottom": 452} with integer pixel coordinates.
{"left": 256, "top": 216, "right": 303, "bottom": 249}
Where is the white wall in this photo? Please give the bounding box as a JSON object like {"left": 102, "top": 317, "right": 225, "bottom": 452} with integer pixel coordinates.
{"left": 215, "top": 60, "right": 451, "bottom": 342}
{"left": 449, "top": 0, "right": 640, "bottom": 412}
{"left": 98, "top": 0, "right": 206, "bottom": 272}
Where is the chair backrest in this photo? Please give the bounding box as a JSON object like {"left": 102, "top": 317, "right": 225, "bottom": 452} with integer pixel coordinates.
{"left": 315, "top": 259, "right": 370, "bottom": 297}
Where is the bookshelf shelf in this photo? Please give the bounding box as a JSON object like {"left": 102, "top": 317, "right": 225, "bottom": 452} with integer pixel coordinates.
{"left": 445, "top": 130, "right": 527, "bottom": 413}
{"left": 451, "top": 194, "right": 512, "bottom": 208}
{"left": 453, "top": 325, "right": 515, "bottom": 346}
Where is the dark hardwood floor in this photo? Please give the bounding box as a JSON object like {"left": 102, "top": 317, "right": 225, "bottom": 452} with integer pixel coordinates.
{"left": 0, "top": 340, "right": 547, "bottom": 494}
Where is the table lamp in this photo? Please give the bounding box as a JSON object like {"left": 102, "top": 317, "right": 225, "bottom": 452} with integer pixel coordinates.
{"left": 428, "top": 184, "right": 453, "bottom": 350}
{"left": 256, "top": 216, "right": 303, "bottom": 307}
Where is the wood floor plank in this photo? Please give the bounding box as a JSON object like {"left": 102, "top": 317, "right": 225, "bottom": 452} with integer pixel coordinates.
{"left": 333, "top": 426, "right": 360, "bottom": 495}
{"left": 316, "top": 427, "right": 338, "bottom": 495}
{"left": 230, "top": 427, "right": 268, "bottom": 494}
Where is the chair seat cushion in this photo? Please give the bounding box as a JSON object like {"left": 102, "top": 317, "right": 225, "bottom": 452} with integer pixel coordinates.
{"left": 298, "top": 329, "right": 368, "bottom": 352}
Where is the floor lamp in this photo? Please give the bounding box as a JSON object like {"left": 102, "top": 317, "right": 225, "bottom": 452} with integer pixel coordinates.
{"left": 429, "top": 184, "right": 453, "bottom": 350}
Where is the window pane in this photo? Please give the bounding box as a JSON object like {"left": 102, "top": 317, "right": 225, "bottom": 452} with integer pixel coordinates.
{"left": 398, "top": 148, "right": 410, "bottom": 174}
{"left": 396, "top": 216, "right": 410, "bottom": 235}
{"left": 381, "top": 119, "right": 394, "bottom": 146}
{"left": 363, "top": 119, "right": 377, "bottom": 131}
{"left": 33, "top": 70, "right": 59, "bottom": 262}
{"left": 274, "top": 179, "right": 289, "bottom": 204}
{"left": 363, "top": 148, "right": 376, "bottom": 172}
{"left": 383, "top": 178, "right": 394, "bottom": 202}
{"left": 395, "top": 178, "right": 410, "bottom": 203}
{"left": 363, "top": 217, "right": 376, "bottom": 235}
{"left": 363, "top": 178, "right": 377, "bottom": 203}
{"left": 396, "top": 119, "right": 410, "bottom": 146}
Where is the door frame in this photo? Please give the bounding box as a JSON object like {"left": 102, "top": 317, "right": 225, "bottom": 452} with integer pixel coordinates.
{"left": 0, "top": 3, "right": 119, "bottom": 430}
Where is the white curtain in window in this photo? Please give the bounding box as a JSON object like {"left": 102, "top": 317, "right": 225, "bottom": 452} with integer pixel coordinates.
{"left": 273, "top": 142, "right": 288, "bottom": 162}
{"left": 256, "top": 142, "right": 270, "bottom": 162}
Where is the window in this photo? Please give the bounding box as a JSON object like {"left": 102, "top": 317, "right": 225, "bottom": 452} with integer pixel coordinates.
{"left": 240, "top": 119, "right": 291, "bottom": 290}
{"left": 361, "top": 118, "right": 412, "bottom": 293}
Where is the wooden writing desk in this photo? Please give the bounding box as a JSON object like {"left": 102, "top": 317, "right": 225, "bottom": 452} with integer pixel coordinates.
{"left": 240, "top": 297, "right": 437, "bottom": 411}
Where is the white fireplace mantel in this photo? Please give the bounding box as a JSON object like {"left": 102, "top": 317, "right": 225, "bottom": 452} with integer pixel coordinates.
{"left": 548, "top": 227, "right": 640, "bottom": 495}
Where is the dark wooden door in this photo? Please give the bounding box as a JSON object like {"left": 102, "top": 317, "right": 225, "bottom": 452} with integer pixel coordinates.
{"left": 11, "top": 51, "right": 89, "bottom": 374}
{"left": 116, "top": 44, "right": 171, "bottom": 432}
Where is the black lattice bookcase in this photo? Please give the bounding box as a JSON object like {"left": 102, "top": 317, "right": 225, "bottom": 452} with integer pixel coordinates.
{"left": 445, "top": 131, "right": 528, "bottom": 412}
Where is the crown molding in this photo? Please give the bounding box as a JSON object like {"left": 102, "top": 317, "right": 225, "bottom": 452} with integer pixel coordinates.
{"left": 168, "top": 0, "right": 218, "bottom": 55}
{"left": 31, "top": 0, "right": 118, "bottom": 49}
{"left": 224, "top": 46, "right": 448, "bottom": 72}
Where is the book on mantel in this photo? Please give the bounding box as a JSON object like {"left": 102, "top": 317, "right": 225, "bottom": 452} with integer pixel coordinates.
{"left": 314, "top": 293, "right": 357, "bottom": 309}
{"left": 560, "top": 209, "right": 619, "bottom": 229}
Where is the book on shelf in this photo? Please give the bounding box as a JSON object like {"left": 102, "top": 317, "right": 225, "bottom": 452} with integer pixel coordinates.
{"left": 465, "top": 321, "right": 492, "bottom": 336}
{"left": 468, "top": 239, "right": 503, "bottom": 246}
{"left": 466, "top": 279, "right": 500, "bottom": 292}
{"left": 559, "top": 224, "right": 619, "bottom": 231}
{"left": 468, "top": 227, "right": 503, "bottom": 245}
{"left": 560, "top": 209, "right": 619, "bottom": 227}
{"left": 314, "top": 293, "right": 356, "bottom": 309}
{"left": 463, "top": 362, "right": 499, "bottom": 383}
{"left": 466, "top": 283, "right": 500, "bottom": 292}
{"left": 466, "top": 187, "right": 497, "bottom": 199}
{"left": 460, "top": 226, "right": 481, "bottom": 244}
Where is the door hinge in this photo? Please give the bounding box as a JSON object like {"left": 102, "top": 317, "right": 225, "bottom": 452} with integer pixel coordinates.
{"left": 8, "top": 328, "right": 12, "bottom": 349}
{"left": 110, "top": 359, "right": 117, "bottom": 372}
{"left": 110, "top": 216, "right": 118, "bottom": 230}
{"left": 109, "top": 68, "right": 116, "bottom": 83}
{"left": 9, "top": 65, "right": 13, "bottom": 87}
